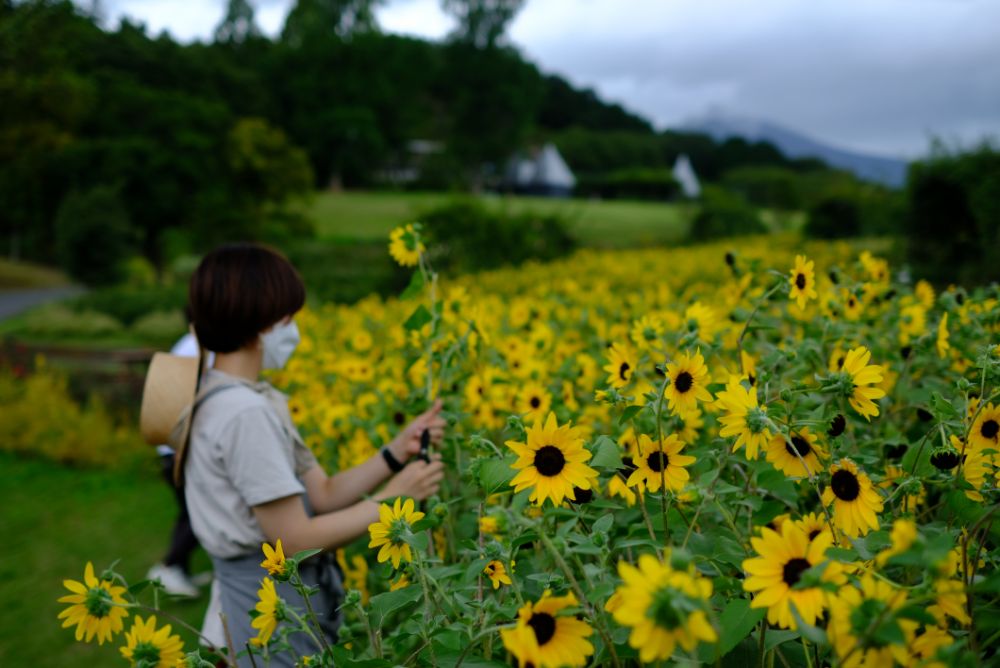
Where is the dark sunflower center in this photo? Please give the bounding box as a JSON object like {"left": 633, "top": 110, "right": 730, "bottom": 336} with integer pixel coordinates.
{"left": 530, "top": 396, "right": 541, "bottom": 409}
{"left": 647, "top": 451, "right": 669, "bottom": 472}
{"left": 131, "top": 641, "right": 161, "bottom": 664}
{"left": 782, "top": 557, "right": 812, "bottom": 586}
{"left": 84, "top": 587, "right": 113, "bottom": 618}
{"left": 931, "top": 450, "right": 960, "bottom": 470}
{"left": 831, "top": 469, "right": 861, "bottom": 501}
{"left": 534, "top": 445, "right": 566, "bottom": 477}
{"left": 785, "top": 436, "right": 812, "bottom": 457}
{"left": 571, "top": 487, "right": 594, "bottom": 504}
{"left": 828, "top": 414, "right": 846, "bottom": 437}
{"left": 808, "top": 529, "right": 821, "bottom": 540}
{"left": 527, "top": 612, "right": 556, "bottom": 645}
{"left": 393, "top": 411, "right": 405, "bottom": 425}
{"left": 619, "top": 362, "right": 630, "bottom": 380}
{"left": 674, "top": 371, "right": 693, "bottom": 393}
{"left": 795, "top": 273, "right": 806, "bottom": 290}
{"left": 981, "top": 420, "right": 999, "bottom": 440}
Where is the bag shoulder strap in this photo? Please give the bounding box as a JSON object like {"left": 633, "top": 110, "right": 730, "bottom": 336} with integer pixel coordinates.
{"left": 171, "top": 382, "right": 242, "bottom": 486}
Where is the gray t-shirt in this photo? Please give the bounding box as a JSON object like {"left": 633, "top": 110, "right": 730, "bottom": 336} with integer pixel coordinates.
{"left": 184, "top": 369, "right": 318, "bottom": 559}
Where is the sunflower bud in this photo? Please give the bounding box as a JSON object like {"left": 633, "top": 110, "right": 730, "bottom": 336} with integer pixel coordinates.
{"left": 930, "top": 448, "right": 960, "bottom": 471}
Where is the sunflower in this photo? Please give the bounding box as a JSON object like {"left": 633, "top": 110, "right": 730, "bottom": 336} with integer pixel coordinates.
{"left": 367, "top": 497, "right": 426, "bottom": 569}
{"left": 484, "top": 560, "right": 513, "bottom": 590}
{"left": 875, "top": 518, "right": 918, "bottom": 566}
{"left": 714, "top": 376, "right": 772, "bottom": 460}
{"left": 742, "top": 521, "right": 844, "bottom": 629}
{"left": 607, "top": 472, "right": 639, "bottom": 506}
{"left": 516, "top": 381, "right": 552, "bottom": 425}
{"left": 603, "top": 342, "right": 635, "bottom": 389}
{"left": 842, "top": 289, "right": 864, "bottom": 320}
{"left": 794, "top": 512, "right": 832, "bottom": 542}
{"left": 765, "top": 427, "right": 827, "bottom": 478}
{"left": 626, "top": 433, "right": 694, "bottom": 493}
{"left": 664, "top": 349, "right": 713, "bottom": 415}
{"left": 57, "top": 562, "right": 130, "bottom": 645}
{"left": 260, "top": 539, "right": 287, "bottom": 579}
{"left": 507, "top": 412, "right": 599, "bottom": 506}
{"left": 387, "top": 223, "right": 424, "bottom": 267}
{"left": 250, "top": 577, "right": 284, "bottom": 647}
{"left": 822, "top": 459, "right": 884, "bottom": 537}
{"left": 630, "top": 314, "right": 665, "bottom": 352}
{"left": 827, "top": 575, "right": 915, "bottom": 668}
{"left": 499, "top": 590, "right": 594, "bottom": 668}
{"left": 610, "top": 553, "right": 717, "bottom": 662}
{"left": 969, "top": 402, "right": 1000, "bottom": 451}
{"left": 937, "top": 313, "right": 950, "bottom": 359}
{"left": 898, "top": 302, "right": 927, "bottom": 345}
{"left": 841, "top": 346, "right": 886, "bottom": 421}
{"left": 788, "top": 255, "right": 818, "bottom": 310}
{"left": 119, "top": 615, "right": 184, "bottom": 667}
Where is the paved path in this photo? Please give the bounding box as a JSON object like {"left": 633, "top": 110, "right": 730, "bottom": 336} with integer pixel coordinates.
{"left": 0, "top": 287, "right": 83, "bottom": 321}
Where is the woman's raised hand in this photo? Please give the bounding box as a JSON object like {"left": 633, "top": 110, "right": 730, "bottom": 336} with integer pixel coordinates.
{"left": 389, "top": 399, "right": 447, "bottom": 462}
{"left": 380, "top": 458, "right": 445, "bottom": 501}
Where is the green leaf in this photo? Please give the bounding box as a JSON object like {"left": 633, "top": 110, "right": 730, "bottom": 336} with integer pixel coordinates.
{"left": 292, "top": 548, "right": 321, "bottom": 563}
{"left": 896, "top": 604, "right": 937, "bottom": 626}
{"left": 765, "top": 629, "right": 800, "bottom": 651}
{"left": 592, "top": 513, "right": 614, "bottom": 534}
{"left": 618, "top": 405, "right": 643, "bottom": 425}
{"left": 930, "top": 392, "right": 961, "bottom": 421}
{"left": 431, "top": 652, "right": 507, "bottom": 668}
{"left": 328, "top": 645, "right": 393, "bottom": 667}
{"left": 478, "top": 454, "right": 516, "bottom": 495}
{"left": 717, "top": 598, "right": 766, "bottom": 658}
{"left": 590, "top": 436, "right": 623, "bottom": 470}
{"left": 400, "top": 270, "right": 425, "bottom": 300}
{"left": 127, "top": 579, "right": 151, "bottom": 596}
{"left": 367, "top": 585, "right": 423, "bottom": 628}
{"left": 789, "top": 602, "right": 828, "bottom": 647}
{"left": 404, "top": 304, "right": 433, "bottom": 331}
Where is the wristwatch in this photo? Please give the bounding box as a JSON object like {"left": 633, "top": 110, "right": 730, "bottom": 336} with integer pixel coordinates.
{"left": 380, "top": 445, "right": 405, "bottom": 472}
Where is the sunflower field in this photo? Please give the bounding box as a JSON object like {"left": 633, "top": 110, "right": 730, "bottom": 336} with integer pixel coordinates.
{"left": 59, "top": 228, "right": 1000, "bottom": 667}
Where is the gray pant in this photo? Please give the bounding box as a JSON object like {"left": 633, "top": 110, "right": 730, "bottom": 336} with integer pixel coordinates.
{"left": 211, "top": 553, "right": 344, "bottom": 667}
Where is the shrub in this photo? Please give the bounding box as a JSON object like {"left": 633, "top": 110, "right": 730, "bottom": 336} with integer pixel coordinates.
{"left": 0, "top": 361, "right": 144, "bottom": 467}
{"left": 418, "top": 199, "right": 576, "bottom": 272}
{"left": 906, "top": 144, "right": 1000, "bottom": 285}
{"left": 16, "top": 304, "right": 123, "bottom": 339}
{"left": 69, "top": 284, "right": 187, "bottom": 327}
{"left": 130, "top": 310, "right": 187, "bottom": 348}
{"left": 575, "top": 168, "right": 680, "bottom": 201}
{"left": 804, "top": 196, "right": 862, "bottom": 239}
{"left": 688, "top": 185, "right": 766, "bottom": 241}
{"left": 54, "top": 186, "right": 135, "bottom": 286}
{"left": 722, "top": 166, "right": 804, "bottom": 210}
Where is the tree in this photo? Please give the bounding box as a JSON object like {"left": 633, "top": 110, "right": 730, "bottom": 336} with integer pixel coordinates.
{"left": 442, "top": 0, "right": 525, "bottom": 49}
{"left": 54, "top": 185, "right": 134, "bottom": 285}
{"left": 281, "top": 0, "right": 382, "bottom": 44}
{"left": 214, "top": 0, "right": 261, "bottom": 43}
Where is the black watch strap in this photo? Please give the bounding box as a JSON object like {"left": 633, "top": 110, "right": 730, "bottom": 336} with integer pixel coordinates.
{"left": 381, "top": 446, "right": 405, "bottom": 472}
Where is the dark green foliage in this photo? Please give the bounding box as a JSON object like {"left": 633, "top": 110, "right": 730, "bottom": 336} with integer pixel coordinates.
{"left": 804, "top": 197, "right": 862, "bottom": 239}
{"left": 442, "top": 0, "right": 525, "bottom": 49}
{"left": 722, "top": 166, "right": 804, "bottom": 210}
{"left": 688, "top": 186, "right": 766, "bottom": 241}
{"left": 576, "top": 168, "right": 679, "bottom": 201}
{"left": 69, "top": 284, "right": 187, "bottom": 327}
{"left": 905, "top": 144, "right": 1000, "bottom": 285}
{"left": 285, "top": 240, "right": 408, "bottom": 303}
{"left": 54, "top": 186, "right": 134, "bottom": 285}
{"left": 418, "top": 199, "right": 576, "bottom": 272}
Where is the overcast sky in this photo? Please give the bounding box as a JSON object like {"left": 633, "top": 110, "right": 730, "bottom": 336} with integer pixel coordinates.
{"left": 101, "top": 0, "right": 1000, "bottom": 159}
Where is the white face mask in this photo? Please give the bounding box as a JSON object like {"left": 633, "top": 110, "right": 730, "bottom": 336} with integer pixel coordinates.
{"left": 260, "top": 320, "right": 300, "bottom": 370}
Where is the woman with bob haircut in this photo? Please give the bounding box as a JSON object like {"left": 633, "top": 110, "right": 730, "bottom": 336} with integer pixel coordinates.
{"left": 180, "top": 243, "right": 445, "bottom": 666}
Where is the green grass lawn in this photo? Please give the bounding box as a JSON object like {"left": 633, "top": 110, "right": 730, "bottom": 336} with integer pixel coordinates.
{"left": 305, "top": 191, "right": 697, "bottom": 248}
{"left": 1, "top": 454, "right": 211, "bottom": 666}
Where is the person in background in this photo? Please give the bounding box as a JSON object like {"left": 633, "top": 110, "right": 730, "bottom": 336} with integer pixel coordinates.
{"left": 147, "top": 315, "right": 213, "bottom": 598}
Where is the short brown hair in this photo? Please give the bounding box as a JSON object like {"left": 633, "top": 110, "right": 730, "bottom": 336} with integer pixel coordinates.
{"left": 189, "top": 243, "right": 305, "bottom": 353}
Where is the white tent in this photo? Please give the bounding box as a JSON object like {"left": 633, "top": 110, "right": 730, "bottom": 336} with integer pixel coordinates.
{"left": 505, "top": 143, "right": 576, "bottom": 196}
{"left": 673, "top": 154, "right": 701, "bottom": 198}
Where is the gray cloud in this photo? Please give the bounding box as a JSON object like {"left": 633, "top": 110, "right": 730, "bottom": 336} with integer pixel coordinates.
{"left": 99, "top": 0, "right": 1000, "bottom": 158}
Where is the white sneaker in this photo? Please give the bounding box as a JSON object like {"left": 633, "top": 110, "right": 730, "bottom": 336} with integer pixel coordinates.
{"left": 147, "top": 563, "right": 200, "bottom": 598}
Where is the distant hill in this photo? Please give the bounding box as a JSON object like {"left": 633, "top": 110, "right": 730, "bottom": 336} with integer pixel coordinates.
{"left": 681, "top": 114, "right": 909, "bottom": 187}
